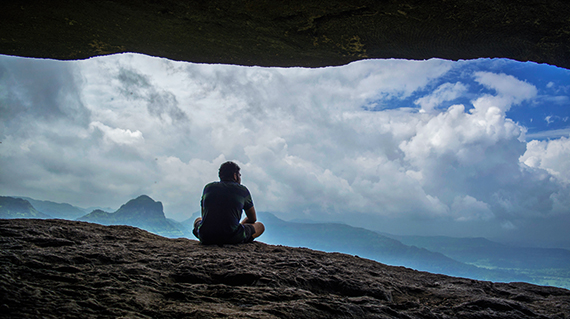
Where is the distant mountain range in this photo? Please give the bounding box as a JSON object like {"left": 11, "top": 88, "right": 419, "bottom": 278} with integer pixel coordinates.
{"left": 2, "top": 194, "right": 569, "bottom": 289}
{"left": 383, "top": 234, "right": 570, "bottom": 289}
{"left": 0, "top": 196, "right": 51, "bottom": 219}
{"left": 0, "top": 195, "right": 190, "bottom": 238}
{"left": 17, "top": 196, "right": 87, "bottom": 220}
{"left": 384, "top": 234, "right": 570, "bottom": 270}
{"left": 258, "top": 212, "right": 531, "bottom": 283}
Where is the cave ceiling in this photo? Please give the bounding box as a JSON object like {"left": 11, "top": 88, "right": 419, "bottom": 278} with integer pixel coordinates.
{"left": 1, "top": 1, "right": 569, "bottom": 69}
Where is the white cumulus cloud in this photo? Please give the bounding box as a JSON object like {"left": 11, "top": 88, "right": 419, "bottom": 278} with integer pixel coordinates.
{"left": 521, "top": 136, "right": 570, "bottom": 184}
{"left": 415, "top": 82, "right": 468, "bottom": 112}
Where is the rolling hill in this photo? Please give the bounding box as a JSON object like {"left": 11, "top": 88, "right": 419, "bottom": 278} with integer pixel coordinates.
{"left": 257, "top": 212, "right": 529, "bottom": 283}
{"left": 0, "top": 196, "right": 50, "bottom": 219}
{"left": 385, "top": 234, "right": 570, "bottom": 288}
{"left": 17, "top": 197, "right": 87, "bottom": 219}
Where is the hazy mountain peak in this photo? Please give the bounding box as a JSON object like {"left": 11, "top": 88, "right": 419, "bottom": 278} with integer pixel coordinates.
{"left": 0, "top": 196, "right": 50, "bottom": 219}
{"left": 134, "top": 194, "right": 155, "bottom": 202}
{"left": 77, "top": 195, "right": 184, "bottom": 238}
{"left": 114, "top": 195, "right": 164, "bottom": 219}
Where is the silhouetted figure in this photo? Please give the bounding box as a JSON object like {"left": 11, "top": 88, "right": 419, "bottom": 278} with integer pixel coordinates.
{"left": 193, "top": 161, "right": 265, "bottom": 244}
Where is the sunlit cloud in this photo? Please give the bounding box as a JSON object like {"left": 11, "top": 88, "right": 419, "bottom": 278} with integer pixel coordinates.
{"left": 415, "top": 82, "right": 468, "bottom": 113}
{"left": 521, "top": 136, "right": 570, "bottom": 184}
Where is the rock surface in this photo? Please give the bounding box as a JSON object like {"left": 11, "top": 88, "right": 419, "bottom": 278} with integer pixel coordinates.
{"left": 2, "top": 1, "right": 570, "bottom": 69}
{"left": 1, "top": 219, "right": 569, "bottom": 318}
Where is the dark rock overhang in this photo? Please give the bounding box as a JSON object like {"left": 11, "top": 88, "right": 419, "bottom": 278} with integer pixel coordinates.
{"left": 2, "top": 0, "right": 569, "bottom": 69}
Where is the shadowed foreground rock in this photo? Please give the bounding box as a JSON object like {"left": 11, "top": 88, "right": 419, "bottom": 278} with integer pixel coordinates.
{"left": 1, "top": 219, "right": 569, "bottom": 318}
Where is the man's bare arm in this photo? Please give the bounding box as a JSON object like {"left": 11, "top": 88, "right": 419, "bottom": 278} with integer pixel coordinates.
{"left": 241, "top": 206, "right": 257, "bottom": 224}
{"left": 241, "top": 206, "right": 265, "bottom": 238}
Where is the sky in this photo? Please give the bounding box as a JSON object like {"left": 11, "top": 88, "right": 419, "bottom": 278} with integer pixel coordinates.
{"left": 1, "top": 53, "right": 569, "bottom": 248}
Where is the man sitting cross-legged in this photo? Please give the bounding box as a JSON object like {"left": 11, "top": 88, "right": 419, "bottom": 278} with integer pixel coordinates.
{"left": 193, "top": 161, "right": 265, "bottom": 245}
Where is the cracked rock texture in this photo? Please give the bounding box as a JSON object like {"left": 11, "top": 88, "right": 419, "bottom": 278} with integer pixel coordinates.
{"left": 2, "top": 1, "right": 570, "bottom": 69}
{"left": 1, "top": 219, "right": 569, "bottom": 318}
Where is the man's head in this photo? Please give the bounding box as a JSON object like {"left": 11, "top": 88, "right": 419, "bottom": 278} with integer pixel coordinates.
{"left": 219, "top": 161, "right": 241, "bottom": 183}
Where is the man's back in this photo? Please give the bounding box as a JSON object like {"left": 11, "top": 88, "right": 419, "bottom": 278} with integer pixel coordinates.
{"left": 193, "top": 161, "right": 265, "bottom": 244}
{"left": 197, "top": 181, "right": 253, "bottom": 244}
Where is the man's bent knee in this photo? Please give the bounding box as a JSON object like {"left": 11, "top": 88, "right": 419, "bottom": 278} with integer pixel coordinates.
{"left": 252, "top": 222, "right": 265, "bottom": 238}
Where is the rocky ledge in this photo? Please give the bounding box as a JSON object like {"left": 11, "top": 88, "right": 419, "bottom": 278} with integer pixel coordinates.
{"left": 2, "top": 1, "right": 570, "bottom": 69}
{"left": 1, "top": 219, "right": 569, "bottom": 318}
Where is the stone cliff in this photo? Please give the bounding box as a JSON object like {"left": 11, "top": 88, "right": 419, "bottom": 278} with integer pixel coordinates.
{"left": 1, "top": 219, "right": 569, "bottom": 318}
{"left": 2, "top": 1, "right": 570, "bottom": 69}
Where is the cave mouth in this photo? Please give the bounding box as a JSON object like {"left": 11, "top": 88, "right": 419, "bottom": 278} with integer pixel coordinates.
{"left": 2, "top": 52, "right": 570, "bottom": 251}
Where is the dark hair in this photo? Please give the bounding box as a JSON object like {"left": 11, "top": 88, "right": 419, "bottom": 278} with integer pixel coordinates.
{"left": 219, "top": 161, "right": 240, "bottom": 181}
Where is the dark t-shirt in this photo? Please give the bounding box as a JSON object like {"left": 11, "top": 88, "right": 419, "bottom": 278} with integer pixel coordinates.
{"left": 196, "top": 181, "right": 254, "bottom": 244}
